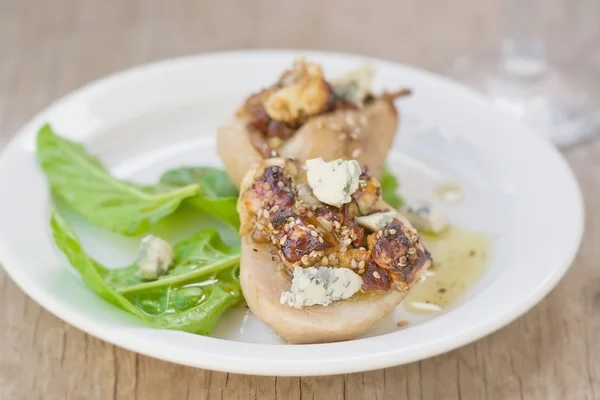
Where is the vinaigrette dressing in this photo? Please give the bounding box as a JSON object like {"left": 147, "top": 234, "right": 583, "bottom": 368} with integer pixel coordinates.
{"left": 435, "top": 183, "right": 464, "bottom": 204}
{"left": 404, "top": 226, "right": 491, "bottom": 314}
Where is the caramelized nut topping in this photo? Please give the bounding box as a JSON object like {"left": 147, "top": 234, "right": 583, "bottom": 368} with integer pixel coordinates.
{"left": 236, "top": 59, "right": 399, "bottom": 156}
{"left": 240, "top": 158, "right": 431, "bottom": 291}
{"left": 368, "top": 221, "right": 432, "bottom": 288}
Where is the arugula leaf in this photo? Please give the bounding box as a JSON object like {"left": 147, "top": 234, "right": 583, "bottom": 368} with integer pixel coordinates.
{"left": 51, "top": 211, "right": 242, "bottom": 335}
{"left": 380, "top": 164, "right": 405, "bottom": 209}
{"left": 37, "top": 125, "right": 201, "bottom": 235}
{"left": 160, "top": 167, "right": 240, "bottom": 230}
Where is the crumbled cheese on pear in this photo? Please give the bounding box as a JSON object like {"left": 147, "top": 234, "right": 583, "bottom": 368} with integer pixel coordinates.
{"left": 355, "top": 211, "right": 398, "bottom": 231}
{"left": 305, "top": 157, "right": 361, "bottom": 208}
{"left": 280, "top": 266, "right": 363, "bottom": 309}
{"left": 330, "top": 64, "right": 375, "bottom": 106}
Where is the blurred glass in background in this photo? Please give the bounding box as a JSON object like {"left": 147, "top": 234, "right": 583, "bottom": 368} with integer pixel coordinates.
{"left": 450, "top": 0, "right": 600, "bottom": 148}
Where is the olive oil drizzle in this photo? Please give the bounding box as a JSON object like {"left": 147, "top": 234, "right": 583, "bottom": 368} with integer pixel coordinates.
{"left": 404, "top": 226, "right": 490, "bottom": 314}
{"left": 435, "top": 183, "right": 464, "bottom": 204}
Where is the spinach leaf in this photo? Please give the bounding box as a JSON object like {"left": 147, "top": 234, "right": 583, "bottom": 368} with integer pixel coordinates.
{"left": 50, "top": 212, "right": 147, "bottom": 319}
{"left": 160, "top": 167, "right": 240, "bottom": 230}
{"left": 104, "top": 228, "right": 240, "bottom": 293}
{"left": 37, "top": 125, "right": 201, "bottom": 235}
{"left": 51, "top": 211, "right": 242, "bottom": 335}
{"left": 380, "top": 164, "right": 405, "bottom": 209}
{"left": 128, "top": 267, "right": 241, "bottom": 334}
{"left": 160, "top": 167, "right": 237, "bottom": 198}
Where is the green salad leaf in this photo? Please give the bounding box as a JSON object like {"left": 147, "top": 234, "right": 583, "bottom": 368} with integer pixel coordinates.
{"left": 160, "top": 167, "right": 237, "bottom": 198}
{"left": 51, "top": 211, "right": 242, "bottom": 335}
{"left": 380, "top": 164, "right": 405, "bottom": 209}
{"left": 37, "top": 125, "right": 201, "bottom": 236}
{"left": 103, "top": 227, "right": 240, "bottom": 293}
{"left": 160, "top": 167, "right": 240, "bottom": 230}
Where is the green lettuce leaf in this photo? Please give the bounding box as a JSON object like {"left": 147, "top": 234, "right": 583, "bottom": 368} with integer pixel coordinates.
{"left": 37, "top": 124, "right": 201, "bottom": 235}
{"left": 160, "top": 167, "right": 240, "bottom": 230}
{"left": 380, "top": 164, "right": 405, "bottom": 209}
{"left": 51, "top": 211, "right": 242, "bottom": 335}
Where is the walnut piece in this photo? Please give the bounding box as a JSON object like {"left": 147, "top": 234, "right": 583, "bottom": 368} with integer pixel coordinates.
{"left": 263, "top": 59, "right": 331, "bottom": 123}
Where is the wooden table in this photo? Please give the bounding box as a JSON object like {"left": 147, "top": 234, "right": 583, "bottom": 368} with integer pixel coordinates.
{"left": 1, "top": 1, "right": 599, "bottom": 399}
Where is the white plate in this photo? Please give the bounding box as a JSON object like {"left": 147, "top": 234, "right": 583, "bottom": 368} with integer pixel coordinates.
{"left": 0, "top": 50, "right": 584, "bottom": 376}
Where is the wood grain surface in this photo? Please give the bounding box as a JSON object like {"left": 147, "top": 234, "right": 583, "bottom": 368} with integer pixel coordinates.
{"left": 1, "top": 0, "right": 599, "bottom": 399}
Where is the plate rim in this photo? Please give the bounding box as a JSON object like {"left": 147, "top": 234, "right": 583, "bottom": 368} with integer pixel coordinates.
{"left": 0, "top": 49, "right": 585, "bottom": 376}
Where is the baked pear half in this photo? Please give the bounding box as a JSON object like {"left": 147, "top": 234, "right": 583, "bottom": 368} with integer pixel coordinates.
{"left": 218, "top": 58, "right": 410, "bottom": 187}
{"left": 237, "top": 157, "right": 432, "bottom": 344}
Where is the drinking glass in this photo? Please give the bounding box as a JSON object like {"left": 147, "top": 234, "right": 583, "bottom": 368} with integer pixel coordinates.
{"left": 450, "top": 0, "right": 600, "bottom": 147}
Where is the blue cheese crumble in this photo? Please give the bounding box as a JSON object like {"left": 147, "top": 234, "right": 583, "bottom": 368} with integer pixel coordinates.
{"left": 403, "top": 201, "right": 447, "bottom": 234}
{"left": 137, "top": 235, "right": 174, "bottom": 280}
{"left": 330, "top": 64, "right": 375, "bottom": 106}
{"left": 280, "top": 266, "right": 363, "bottom": 309}
{"left": 355, "top": 211, "right": 398, "bottom": 231}
{"left": 304, "top": 157, "right": 362, "bottom": 208}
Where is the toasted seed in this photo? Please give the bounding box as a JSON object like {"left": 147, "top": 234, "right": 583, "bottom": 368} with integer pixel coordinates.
{"left": 373, "top": 271, "right": 381, "bottom": 279}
